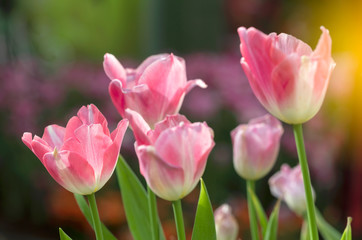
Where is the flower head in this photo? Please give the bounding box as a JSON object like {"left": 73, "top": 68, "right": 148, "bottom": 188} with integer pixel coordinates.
{"left": 214, "top": 204, "right": 239, "bottom": 240}
{"left": 238, "top": 26, "right": 335, "bottom": 124}
{"left": 231, "top": 114, "right": 283, "bottom": 180}
{"left": 269, "top": 164, "right": 315, "bottom": 215}
{"left": 125, "top": 109, "right": 214, "bottom": 201}
{"left": 22, "top": 104, "right": 128, "bottom": 195}
{"left": 104, "top": 53, "right": 207, "bottom": 128}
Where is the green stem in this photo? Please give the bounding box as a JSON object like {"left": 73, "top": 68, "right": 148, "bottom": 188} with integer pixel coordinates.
{"left": 148, "top": 186, "right": 159, "bottom": 240}
{"left": 87, "top": 193, "right": 103, "bottom": 240}
{"left": 172, "top": 200, "right": 186, "bottom": 240}
{"left": 247, "top": 180, "right": 259, "bottom": 240}
{"left": 293, "top": 124, "right": 319, "bottom": 240}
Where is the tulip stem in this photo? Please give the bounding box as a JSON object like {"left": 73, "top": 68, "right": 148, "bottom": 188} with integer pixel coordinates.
{"left": 148, "top": 186, "right": 159, "bottom": 240}
{"left": 172, "top": 200, "right": 186, "bottom": 240}
{"left": 293, "top": 124, "right": 319, "bottom": 240}
{"left": 87, "top": 193, "right": 103, "bottom": 240}
{"left": 247, "top": 180, "right": 259, "bottom": 240}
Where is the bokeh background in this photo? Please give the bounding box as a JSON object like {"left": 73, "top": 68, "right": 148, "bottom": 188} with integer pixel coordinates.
{"left": 0, "top": 0, "right": 361, "bottom": 239}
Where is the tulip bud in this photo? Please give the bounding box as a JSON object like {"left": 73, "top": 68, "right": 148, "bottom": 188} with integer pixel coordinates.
{"left": 269, "top": 164, "right": 315, "bottom": 215}
{"left": 231, "top": 114, "right": 283, "bottom": 180}
{"left": 214, "top": 204, "right": 239, "bottom": 240}
{"left": 238, "top": 26, "right": 335, "bottom": 124}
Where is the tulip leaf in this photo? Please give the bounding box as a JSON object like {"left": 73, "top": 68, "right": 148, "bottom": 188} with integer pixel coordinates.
{"left": 59, "top": 228, "right": 72, "bottom": 240}
{"left": 247, "top": 184, "right": 268, "bottom": 235}
{"left": 116, "top": 155, "right": 165, "bottom": 240}
{"left": 300, "top": 221, "right": 310, "bottom": 240}
{"left": 314, "top": 208, "right": 341, "bottom": 240}
{"left": 191, "top": 179, "right": 216, "bottom": 240}
{"left": 341, "top": 217, "right": 352, "bottom": 240}
{"left": 73, "top": 194, "right": 117, "bottom": 240}
{"left": 264, "top": 200, "right": 280, "bottom": 240}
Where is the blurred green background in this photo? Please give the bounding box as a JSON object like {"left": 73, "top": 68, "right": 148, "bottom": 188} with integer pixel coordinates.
{"left": 0, "top": 0, "right": 361, "bottom": 239}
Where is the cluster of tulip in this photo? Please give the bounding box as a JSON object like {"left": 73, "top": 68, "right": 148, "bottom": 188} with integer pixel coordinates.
{"left": 22, "top": 26, "right": 352, "bottom": 240}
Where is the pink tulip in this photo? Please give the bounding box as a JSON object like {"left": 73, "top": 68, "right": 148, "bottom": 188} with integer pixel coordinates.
{"left": 269, "top": 164, "right": 315, "bottom": 215}
{"left": 22, "top": 104, "right": 129, "bottom": 195}
{"left": 238, "top": 26, "right": 335, "bottom": 124}
{"left": 104, "top": 53, "right": 207, "bottom": 128}
{"left": 125, "top": 109, "right": 215, "bottom": 201}
{"left": 231, "top": 114, "right": 283, "bottom": 180}
{"left": 214, "top": 204, "right": 239, "bottom": 240}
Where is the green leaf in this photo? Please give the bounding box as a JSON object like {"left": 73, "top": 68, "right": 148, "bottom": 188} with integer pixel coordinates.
{"left": 315, "top": 208, "right": 341, "bottom": 240}
{"left": 191, "top": 179, "right": 216, "bottom": 240}
{"left": 247, "top": 184, "right": 268, "bottom": 235}
{"left": 73, "top": 194, "right": 117, "bottom": 240}
{"left": 341, "top": 217, "right": 352, "bottom": 240}
{"left": 264, "top": 200, "right": 280, "bottom": 240}
{"left": 116, "top": 155, "right": 165, "bottom": 240}
{"left": 59, "top": 228, "right": 72, "bottom": 240}
{"left": 300, "top": 221, "right": 310, "bottom": 240}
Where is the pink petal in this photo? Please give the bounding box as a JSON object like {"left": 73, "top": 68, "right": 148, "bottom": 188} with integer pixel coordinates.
{"left": 22, "top": 132, "right": 33, "bottom": 150}
{"left": 110, "top": 119, "right": 129, "bottom": 149}
{"left": 311, "top": 27, "right": 335, "bottom": 98}
{"left": 135, "top": 53, "right": 170, "bottom": 81}
{"left": 124, "top": 109, "right": 151, "bottom": 145}
{"left": 135, "top": 144, "right": 185, "bottom": 201}
{"left": 64, "top": 116, "right": 83, "bottom": 141}
{"left": 43, "top": 150, "right": 96, "bottom": 195}
{"left": 109, "top": 79, "right": 127, "bottom": 118}
{"left": 274, "top": 33, "right": 312, "bottom": 57}
{"left": 154, "top": 122, "right": 214, "bottom": 195}
{"left": 77, "top": 104, "right": 110, "bottom": 135}
{"left": 64, "top": 124, "right": 113, "bottom": 178}
{"left": 150, "top": 114, "right": 191, "bottom": 142}
{"left": 42, "top": 125, "right": 66, "bottom": 149}
{"left": 30, "top": 137, "right": 53, "bottom": 164}
{"left": 103, "top": 53, "right": 127, "bottom": 84}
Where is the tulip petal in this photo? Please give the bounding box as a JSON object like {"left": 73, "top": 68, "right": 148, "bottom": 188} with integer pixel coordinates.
{"left": 43, "top": 150, "right": 96, "bottom": 195}
{"left": 151, "top": 114, "right": 190, "bottom": 142}
{"left": 77, "top": 104, "right": 110, "bottom": 136}
{"left": 30, "top": 136, "right": 53, "bottom": 164}
{"left": 22, "top": 132, "right": 33, "bottom": 150}
{"left": 154, "top": 122, "right": 214, "bottom": 198}
{"left": 136, "top": 144, "right": 185, "bottom": 201}
{"left": 63, "top": 116, "right": 82, "bottom": 141}
{"left": 42, "top": 125, "right": 66, "bottom": 149}
{"left": 63, "top": 124, "right": 113, "bottom": 181}
{"left": 103, "top": 53, "right": 127, "bottom": 84}
{"left": 124, "top": 109, "right": 151, "bottom": 145}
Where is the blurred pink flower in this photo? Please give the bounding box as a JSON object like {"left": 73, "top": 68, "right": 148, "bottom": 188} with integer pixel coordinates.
{"left": 22, "top": 104, "right": 128, "bottom": 195}
{"left": 104, "top": 53, "right": 207, "bottom": 128}
{"left": 269, "top": 164, "right": 315, "bottom": 215}
{"left": 214, "top": 204, "right": 239, "bottom": 240}
{"left": 238, "top": 26, "right": 335, "bottom": 124}
{"left": 231, "top": 114, "right": 283, "bottom": 180}
{"left": 125, "top": 108, "right": 214, "bottom": 201}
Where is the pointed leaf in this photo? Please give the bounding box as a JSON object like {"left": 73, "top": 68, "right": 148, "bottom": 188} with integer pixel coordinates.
{"left": 341, "top": 217, "right": 352, "bottom": 240}
{"left": 264, "top": 200, "right": 280, "bottom": 240}
{"left": 116, "top": 155, "right": 165, "bottom": 240}
{"left": 73, "top": 194, "right": 117, "bottom": 240}
{"left": 314, "top": 208, "right": 341, "bottom": 240}
{"left": 247, "top": 184, "right": 268, "bottom": 235}
{"left": 191, "top": 179, "right": 216, "bottom": 240}
{"left": 59, "top": 228, "right": 72, "bottom": 240}
{"left": 300, "top": 221, "right": 310, "bottom": 240}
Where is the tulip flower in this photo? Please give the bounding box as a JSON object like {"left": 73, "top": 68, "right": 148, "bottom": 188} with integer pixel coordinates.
{"left": 104, "top": 53, "right": 207, "bottom": 128}
{"left": 231, "top": 114, "right": 283, "bottom": 180}
{"left": 269, "top": 164, "right": 315, "bottom": 215}
{"left": 238, "top": 26, "right": 335, "bottom": 124}
{"left": 22, "top": 104, "right": 129, "bottom": 195}
{"left": 214, "top": 204, "right": 239, "bottom": 240}
{"left": 125, "top": 108, "right": 215, "bottom": 201}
